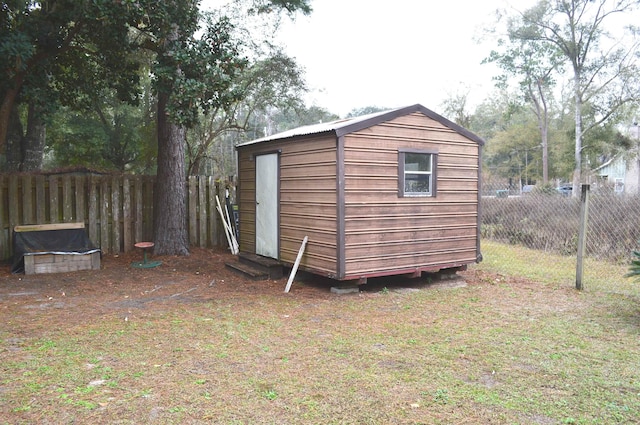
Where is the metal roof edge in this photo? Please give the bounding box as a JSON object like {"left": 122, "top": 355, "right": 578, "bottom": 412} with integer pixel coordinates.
{"left": 235, "top": 127, "right": 337, "bottom": 149}
{"left": 236, "top": 103, "right": 486, "bottom": 148}
{"left": 324, "top": 104, "right": 486, "bottom": 146}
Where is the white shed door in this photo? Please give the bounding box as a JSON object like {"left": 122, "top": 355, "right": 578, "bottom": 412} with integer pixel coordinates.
{"left": 255, "top": 153, "right": 279, "bottom": 259}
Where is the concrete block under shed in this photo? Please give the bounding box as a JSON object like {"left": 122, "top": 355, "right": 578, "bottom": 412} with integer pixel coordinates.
{"left": 330, "top": 285, "right": 360, "bottom": 295}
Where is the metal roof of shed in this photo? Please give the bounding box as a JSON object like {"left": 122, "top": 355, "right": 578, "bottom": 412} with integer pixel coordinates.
{"left": 236, "top": 104, "right": 485, "bottom": 148}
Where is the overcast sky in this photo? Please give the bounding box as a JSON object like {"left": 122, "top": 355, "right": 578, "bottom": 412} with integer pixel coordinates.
{"left": 202, "top": 0, "right": 538, "bottom": 117}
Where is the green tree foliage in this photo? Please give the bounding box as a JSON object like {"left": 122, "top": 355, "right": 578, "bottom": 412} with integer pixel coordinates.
{"left": 132, "top": 0, "right": 311, "bottom": 255}
{"left": 47, "top": 101, "right": 150, "bottom": 172}
{"left": 0, "top": 0, "right": 142, "bottom": 165}
{"left": 2, "top": 0, "right": 312, "bottom": 255}
{"left": 484, "top": 24, "right": 564, "bottom": 184}
{"left": 440, "top": 90, "right": 473, "bottom": 129}
{"left": 186, "top": 48, "right": 309, "bottom": 176}
{"left": 464, "top": 92, "right": 515, "bottom": 140}
{"left": 272, "top": 105, "right": 339, "bottom": 129}
{"left": 625, "top": 244, "right": 640, "bottom": 281}
{"left": 45, "top": 54, "right": 157, "bottom": 173}
{"left": 510, "top": 0, "right": 640, "bottom": 194}
{"left": 346, "top": 106, "right": 388, "bottom": 118}
{"left": 483, "top": 105, "right": 544, "bottom": 185}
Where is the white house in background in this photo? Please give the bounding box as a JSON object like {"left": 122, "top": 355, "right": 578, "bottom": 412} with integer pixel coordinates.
{"left": 593, "top": 154, "right": 640, "bottom": 195}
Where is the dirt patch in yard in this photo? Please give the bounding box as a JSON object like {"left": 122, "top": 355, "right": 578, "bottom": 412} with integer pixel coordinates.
{"left": 1, "top": 249, "right": 328, "bottom": 328}
{"left": 1, "top": 248, "right": 473, "bottom": 326}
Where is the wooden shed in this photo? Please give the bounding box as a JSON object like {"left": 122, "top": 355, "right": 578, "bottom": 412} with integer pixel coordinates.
{"left": 235, "top": 104, "right": 484, "bottom": 282}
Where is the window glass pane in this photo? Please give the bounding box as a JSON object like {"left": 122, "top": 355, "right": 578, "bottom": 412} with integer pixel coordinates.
{"left": 405, "top": 153, "right": 431, "bottom": 172}
{"left": 404, "top": 173, "right": 431, "bottom": 194}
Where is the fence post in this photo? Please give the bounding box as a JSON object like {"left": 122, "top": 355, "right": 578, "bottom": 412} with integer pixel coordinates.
{"left": 123, "top": 176, "right": 131, "bottom": 252}
{"left": 62, "top": 175, "right": 72, "bottom": 222}
{"left": 100, "top": 177, "right": 110, "bottom": 253}
{"left": 88, "top": 176, "right": 98, "bottom": 246}
{"left": 75, "top": 175, "right": 86, "bottom": 223}
{"left": 208, "top": 176, "right": 218, "bottom": 248}
{"left": 188, "top": 176, "right": 197, "bottom": 246}
{"left": 35, "top": 175, "right": 45, "bottom": 223}
{"left": 112, "top": 176, "right": 121, "bottom": 253}
{"left": 576, "top": 184, "right": 590, "bottom": 290}
{"left": 198, "top": 176, "right": 207, "bottom": 248}
{"left": 49, "top": 175, "right": 59, "bottom": 223}
{"left": 134, "top": 177, "right": 143, "bottom": 244}
{"left": 22, "top": 175, "right": 33, "bottom": 224}
{"left": 0, "top": 175, "right": 7, "bottom": 260}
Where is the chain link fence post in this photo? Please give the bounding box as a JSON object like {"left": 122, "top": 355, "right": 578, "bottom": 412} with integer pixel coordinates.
{"left": 576, "top": 184, "right": 590, "bottom": 290}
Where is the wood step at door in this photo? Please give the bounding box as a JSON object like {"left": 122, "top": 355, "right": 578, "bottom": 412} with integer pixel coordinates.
{"left": 225, "top": 260, "right": 269, "bottom": 280}
{"left": 237, "top": 252, "right": 283, "bottom": 279}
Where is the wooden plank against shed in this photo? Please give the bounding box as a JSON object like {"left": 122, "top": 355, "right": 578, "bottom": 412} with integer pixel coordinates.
{"left": 217, "top": 183, "right": 229, "bottom": 247}
{"left": 15, "top": 222, "right": 85, "bottom": 232}
{"left": 35, "top": 175, "right": 46, "bottom": 223}
{"left": 188, "top": 176, "right": 197, "bottom": 245}
{"left": 208, "top": 176, "right": 218, "bottom": 247}
{"left": 49, "top": 175, "right": 59, "bottom": 223}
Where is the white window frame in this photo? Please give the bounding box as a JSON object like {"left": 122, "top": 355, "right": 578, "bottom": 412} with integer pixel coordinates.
{"left": 398, "top": 148, "right": 437, "bottom": 197}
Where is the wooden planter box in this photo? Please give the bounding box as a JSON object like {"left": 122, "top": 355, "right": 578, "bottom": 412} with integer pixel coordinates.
{"left": 23, "top": 251, "right": 101, "bottom": 275}
{"left": 13, "top": 223, "right": 101, "bottom": 275}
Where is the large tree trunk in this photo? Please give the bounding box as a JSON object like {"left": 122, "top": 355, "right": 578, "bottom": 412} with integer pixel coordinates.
{"left": 153, "top": 91, "right": 190, "bottom": 256}
{"left": 5, "top": 103, "right": 23, "bottom": 172}
{"left": 4, "top": 101, "right": 47, "bottom": 172}
{"left": 0, "top": 86, "right": 21, "bottom": 153}
{"left": 538, "top": 82, "right": 549, "bottom": 185}
{"left": 22, "top": 101, "right": 46, "bottom": 171}
{"left": 572, "top": 72, "right": 582, "bottom": 197}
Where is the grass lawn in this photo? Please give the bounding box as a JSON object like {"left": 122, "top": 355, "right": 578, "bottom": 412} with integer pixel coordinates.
{"left": 1, "top": 246, "right": 639, "bottom": 424}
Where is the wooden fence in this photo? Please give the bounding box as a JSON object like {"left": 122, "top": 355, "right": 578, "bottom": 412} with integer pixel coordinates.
{"left": 0, "top": 173, "right": 229, "bottom": 261}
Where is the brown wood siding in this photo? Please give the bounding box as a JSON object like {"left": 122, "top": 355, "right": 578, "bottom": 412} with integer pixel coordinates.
{"left": 237, "top": 135, "right": 339, "bottom": 277}
{"left": 342, "top": 112, "right": 480, "bottom": 278}
{"left": 237, "top": 148, "right": 257, "bottom": 253}
{"left": 281, "top": 136, "right": 337, "bottom": 275}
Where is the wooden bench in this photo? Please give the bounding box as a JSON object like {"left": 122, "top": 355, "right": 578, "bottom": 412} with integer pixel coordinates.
{"left": 13, "top": 223, "right": 101, "bottom": 275}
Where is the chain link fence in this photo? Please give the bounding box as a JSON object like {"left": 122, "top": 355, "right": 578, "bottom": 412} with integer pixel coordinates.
{"left": 479, "top": 186, "right": 640, "bottom": 292}
{"left": 482, "top": 190, "right": 640, "bottom": 262}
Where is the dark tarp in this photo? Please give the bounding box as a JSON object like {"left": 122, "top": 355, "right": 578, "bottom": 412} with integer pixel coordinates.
{"left": 11, "top": 228, "right": 100, "bottom": 274}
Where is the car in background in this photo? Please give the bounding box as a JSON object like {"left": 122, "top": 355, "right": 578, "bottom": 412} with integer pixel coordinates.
{"left": 522, "top": 185, "right": 535, "bottom": 195}
{"left": 556, "top": 184, "right": 572, "bottom": 196}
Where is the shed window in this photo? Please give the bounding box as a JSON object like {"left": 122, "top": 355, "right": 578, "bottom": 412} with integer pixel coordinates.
{"left": 398, "top": 149, "right": 437, "bottom": 197}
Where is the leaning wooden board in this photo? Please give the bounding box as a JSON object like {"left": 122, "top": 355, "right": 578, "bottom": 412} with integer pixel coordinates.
{"left": 14, "top": 222, "right": 86, "bottom": 232}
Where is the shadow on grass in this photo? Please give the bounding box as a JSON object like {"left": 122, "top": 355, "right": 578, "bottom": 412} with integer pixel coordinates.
{"left": 290, "top": 268, "right": 467, "bottom": 294}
